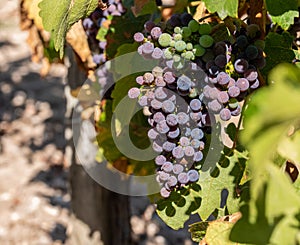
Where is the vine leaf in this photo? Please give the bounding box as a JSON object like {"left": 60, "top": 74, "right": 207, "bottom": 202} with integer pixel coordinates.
{"left": 201, "top": 0, "right": 238, "bottom": 20}
{"left": 265, "top": 0, "right": 299, "bottom": 30}
{"left": 231, "top": 64, "right": 300, "bottom": 244}
{"left": 38, "top": 0, "right": 98, "bottom": 58}
{"left": 261, "top": 32, "right": 295, "bottom": 80}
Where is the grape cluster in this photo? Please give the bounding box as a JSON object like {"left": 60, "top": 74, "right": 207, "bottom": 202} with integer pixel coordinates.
{"left": 129, "top": 14, "right": 266, "bottom": 198}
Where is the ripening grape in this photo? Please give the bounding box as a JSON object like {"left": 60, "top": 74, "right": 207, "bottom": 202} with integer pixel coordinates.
{"left": 217, "top": 72, "right": 230, "bottom": 85}
{"left": 162, "top": 100, "right": 175, "bottom": 113}
{"left": 186, "top": 43, "right": 193, "bottom": 50}
{"left": 173, "top": 33, "right": 182, "bottom": 41}
{"left": 166, "top": 114, "right": 178, "bottom": 127}
{"left": 175, "top": 40, "right": 187, "bottom": 52}
{"left": 208, "top": 99, "right": 222, "bottom": 113}
{"left": 134, "top": 32, "right": 144, "bottom": 42}
{"left": 156, "top": 120, "right": 170, "bottom": 134}
{"left": 144, "top": 72, "right": 155, "bottom": 84}
{"left": 172, "top": 146, "right": 184, "bottom": 159}
{"left": 163, "top": 49, "right": 173, "bottom": 59}
{"left": 190, "top": 139, "right": 201, "bottom": 149}
{"left": 228, "top": 86, "right": 241, "bottom": 98}
{"left": 188, "top": 19, "right": 199, "bottom": 32}
{"left": 184, "top": 51, "right": 194, "bottom": 60}
{"left": 173, "top": 164, "right": 184, "bottom": 174}
{"left": 217, "top": 91, "right": 229, "bottom": 104}
{"left": 250, "top": 79, "right": 260, "bottom": 89}
{"left": 155, "top": 155, "right": 166, "bottom": 166}
{"left": 136, "top": 76, "right": 144, "bottom": 85}
{"left": 163, "top": 141, "right": 176, "bottom": 152}
{"left": 174, "top": 26, "right": 181, "bottom": 34}
{"left": 191, "top": 128, "right": 204, "bottom": 140}
{"left": 231, "top": 104, "right": 241, "bottom": 116}
{"left": 228, "top": 98, "right": 239, "bottom": 109}
{"left": 142, "top": 42, "right": 155, "bottom": 55}
{"left": 244, "top": 68, "right": 258, "bottom": 82}
{"left": 246, "top": 24, "right": 260, "bottom": 39}
{"left": 151, "top": 27, "right": 162, "bottom": 39}
{"left": 199, "top": 35, "right": 214, "bottom": 48}
{"left": 173, "top": 54, "right": 181, "bottom": 63}
{"left": 178, "top": 172, "right": 189, "bottom": 184}
{"left": 158, "top": 33, "right": 172, "bottom": 47}
{"left": 215, "top": 54, "right": 227, "bottom": 68}
{"left": 152, "top": 47, "right": 163, "bottom": 59}
{"left": 187, "top": 169, "right": 199, "bottom": 182}
{"left": 214, "top": 41, "right": 227, "bottom": 55}
{"left": 160, "top": 187, "right": 170, "bottom": 198}
{"left": 198, "top": 23, "right": 211, "bottom": 35}
{"left": 128, "top": 87, "right": 140, "bottom": 98}
{"left": 144, "top": 20, "right": 155, "bottom": 32}
{"left": 234, "top": 58, "right": 249, "bottom": 73}
{"left": 219, "top": 108, "right": 231, "bottom": 121}
{"left": 245, "top": 45, "right": 258, "bottom": 60}
{"left": 254, "top": 39, "right": 265, "bottom": 49}
{"left": 236, "top": 78, "right": 249, "bottom": 91}
{"left": 208, "top": 65, "right": 219, "bottom": 76}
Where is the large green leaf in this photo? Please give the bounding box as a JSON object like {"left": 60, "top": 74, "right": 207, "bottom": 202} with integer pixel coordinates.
{"left": 39, "top": 0, "right": 97, "bottom": 58}
{"left": 202, "top": 0, "right": 238, "bottom": 20}
{"left": 265, "top": 0, "right": 299, "bottom": 30}
{"left": 262, "top": 32, "right": 295, "bottom": 77}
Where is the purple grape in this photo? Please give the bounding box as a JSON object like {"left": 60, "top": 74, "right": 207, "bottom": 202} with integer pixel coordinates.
{"left": 163, "top": 72, "right": 176, "bottom": 84}
{"left": 148, "top": 128, "right": 158, "bottom": 140}
{"left": 190, "top": 139, "right": 201, "bottom": 149}
{"left": 161, "top": 162, "right": 173, "bottom": 172}
{"left": 177, "top": 75, "right": 192, "bottom": 92}
{"left": 177, "top": 112, "right": 189, "bottom": 125}
{"left": 227, "top": 78, "right": 236, "bottom": 88}
{"left": 172, "top": 164, "right": 183, "bottom": 176}
{"left": 166, "top": 176, "right": 177, "bottom": 188}
{"left": 137, "top": 45, "right": 143, "bottom": 55}
{"left": 208, "top": 99, "right": 222, "bottom": 113}
{"left": 245, "top": 45, "right": 258, "bottom": 60}
{"left": 178, "top": 172, "right": 189, "bottom": 184}
{"left": 208, "top": 65, "right": 219, "bottom": 76}
{"left": 158, "top": 171, "right": 169, "bottom": 181}
{"left": 187, "top": 169, "right": 199, "bottom": 182}
{"left": 217, "top": 72, "right": 230, "bottom": 85}
{"left": 234, "top": 59, "right": 249, "bottom": 73}
{"left": 214, "top": 41, "right": 227, "bottom": 55}
{"left": 143, "top": 72, "right": 154, "bottom": 84}
{"left": 155, "top": 87, "right": 168, "bottom": 100}
{"left": 208, "top": 87, "right": 219, "bottom": 100}
{"left": 160, "top": 187, "right": 171, "bottom": 198}
{"left": 152, "top": 141, "right": 163, "bottom": 153}
{"left": 152, "top": 47, "right": 163, "bottom": 59}
{"left": 236, "top": 78, "right": 249, "bottom": 91}
{"left": 244, "top": 69, "right": 258, "bottom": 82}
{"left": 184, "top": 146, "right": 195, "bottom": 157}
{"left": 252, "top": 57, "right": 266, "bottom": 69}
{"left": 191, "top": 128, "right": 204, "bottom": 140}
{"left": 128, "top": 87, "right": 140, "bottom": 98}
{"left": 162, "top": 100, "right": 175, "bottom": 113}
{"left": 179, "top": 137, "right": 190, "bottom": 147}
{"left": 153, "top": 112, "right": 165, "bottom": 123}
{"left": 230, "top": 104, "right": 241, "bottom": 116}
{"left": 190, "top": 99, "right": 202, "bottom": 111}
{"left": 193, "top": 151, "right": 203, "bottom": 162}
{"left": 250, "top": 79, "right": 260, "bottom": 89}
{"left": 167, "top": 128, "right": 180, "bottom": 139}
{"left": 215, "top": 54, "right": 227, "bottom": 68}
{"left": 166, "top": 114, "right": 178, "bottom": 127}
{"left": 134, "top": 32, "right": 144, "bottom": 42}
{"left": 136, "top": 76, "right": 144, "bottom": 85}
{"left": 151, "top": 99, "right": 162, "bottom": 110}
{"left": 138, "top": 96, "right": 148, "bottom": 106}
{"left": 150, "top": 27, "right": 162, "bottom": 39}
{"left": 142, "top": 42, "right": 154, "bottom": 54}
{"left": 217, "top": 91, "right": 229, "bottom": 104}
{"left": 156, "top": 120, "right": 170, "bottom": 134}
{"left": 228, "top": 86, "right": 240, "bottom": 98}
{"left": 155, "top": 76, "right": 166, "bottom": 87}
{"left": 236, "top": 35, "right": 248, "bottom": 49}
{"left": 190, "top": 112, "right": 202, "bottom": 122}
{"left": 144, "top": 21, "right": 155, "bottom": 32}
{"left": 180, "top": 13, "right": 193, "bottom": 26}
{"left": 163, "top": 141, "right": 176, "bottom": 152}
{"left": 172, "top": 146, "right": 184, "bottom": 159}
{"left": 219, "top": 108, "right": 231, "bottom": 121}
{"left": 155, "top": 155, "right": 166, "bottom": 166}
{"left": 167, "top": 14, "right": 181, "bottom": 28}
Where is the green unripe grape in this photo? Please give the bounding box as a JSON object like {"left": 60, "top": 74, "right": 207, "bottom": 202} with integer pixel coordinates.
{"left": 164, "top": 49, "right": 173, "bottom": 59}
{"left": 175, "top": 40, "right": 187, "bottom": 52}
{"left": 199, "top": 35, "right": 214, "bottom": 48}
{"left": 170, "top": 40, "right": 176, "bottom": 47}
{"left": 174, "top": 26, "right": 182, "bottom": 34}
{"left": 193, "top": 44, "right": 206, "bottom": 57}
{"left": 174, "top": 33, "right": 182, "bottom": 41}
{"left": 181, "top": 52, "right": 186, "bottom": 58}
{"left": 186, "top": 43, "right": 193, "bottom": 50}
{"left": 158, "top": 33, "right": 172, "bottom": 47}
{"left": 182, "top": 27, "right": 192, "bottom": 38}
{"left": 254, "top": 39, "right": 265, "bottom": 49}
{"left": 198, "top": 23, "right": 212, "bottom": 35}
{"left": 188, "top": 20, "right": 199, "bottom": 32}
{"left": 184, "top": 51, "right": 194, "bottom": 60}
{"left": 173, "top": 54, "right": 181, "bottom": 63}
{"left": 228, "top": 98, "right": 239, "bottom": 109}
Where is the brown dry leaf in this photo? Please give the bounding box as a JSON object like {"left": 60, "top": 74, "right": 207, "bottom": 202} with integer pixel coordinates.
{"left": 193, "top": 2, "right": 206, "bottom": 21}
{"left": 66, "top": 20, "right": 96, "bottom": 70}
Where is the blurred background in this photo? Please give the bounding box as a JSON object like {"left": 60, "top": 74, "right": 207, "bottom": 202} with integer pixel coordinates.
{"left": 0, "top": 0, "right": 197, "bottom": 244}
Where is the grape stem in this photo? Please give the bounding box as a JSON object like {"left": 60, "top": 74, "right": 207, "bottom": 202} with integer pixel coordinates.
{"left": 197, "top": 13, "right": 218, "bottom": 22}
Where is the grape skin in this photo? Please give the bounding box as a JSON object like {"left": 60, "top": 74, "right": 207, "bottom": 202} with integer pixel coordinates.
{"left": 234, "top": 59, "right": 249, "bottom": 73}
{"left": 134, "top": 32, "right": 144, "bottom": 42}
{"left": 187, "top": 169, "right": 199, "bottom": 182}
{"left": 236, "top": 78, "right": 249, "bottom": 91}
{"left": 219, "top": 108, "right": 231, "bottom": 121}
{"left": 128, "top": 87, "right": 140, "bottom": 99}
{"left": 155, "top": 155, "right": 166, "bottom": 166}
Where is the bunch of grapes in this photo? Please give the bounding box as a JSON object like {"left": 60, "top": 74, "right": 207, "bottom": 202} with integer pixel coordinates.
{"left": 128, "top": 14, "right": 266, "bottom": 198}
{"left": 82, "top": 0, "right": 126, "bottom": 65}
